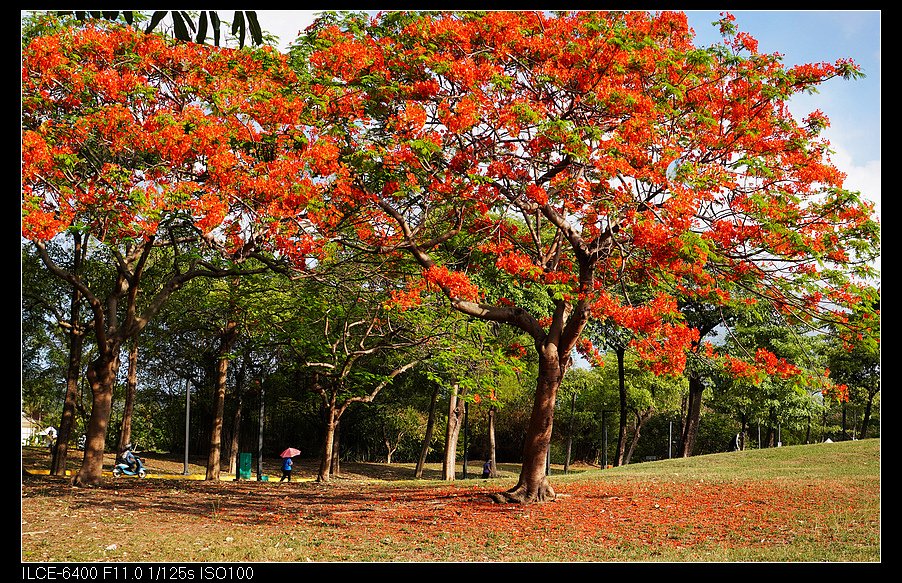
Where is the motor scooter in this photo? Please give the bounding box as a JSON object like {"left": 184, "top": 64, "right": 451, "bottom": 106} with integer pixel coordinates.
{"left": 112, "top": 454, "right": 147, "bottom": 478}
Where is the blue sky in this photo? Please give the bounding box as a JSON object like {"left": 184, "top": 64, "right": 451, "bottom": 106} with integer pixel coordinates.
{"left": 253, "top": 10, "right": 881, "bottom": 220}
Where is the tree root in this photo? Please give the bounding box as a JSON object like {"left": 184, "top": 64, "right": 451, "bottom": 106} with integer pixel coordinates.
{"left": 488, "top": 481, "right": 556, "bottom": 504}
{"left": 71, "top": 474, "right": 101, "bottom": 488}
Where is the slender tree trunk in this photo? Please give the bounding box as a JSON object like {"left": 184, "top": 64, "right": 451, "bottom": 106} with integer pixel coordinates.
{"left": 383, "top": 425, "right": 401, "bottom": 464}
{"left": 228, "top": 391, "right": 243, "bottom": 475}
{"left": 51, "top": 233, "right": 87, "bottom": 476}
{"left": 861, "top": 388, "right": 877, "bottom": 438}
{"left": 486, "top": 405, "right": 497, "bottom": 477}
{"left": 255, "top": 381, "right": 265, "bottom": 480}
{"left": 415, "top": 382, "right": 440, "bottom": 479}
{"left": 73, "top": 350, "right": 120, "bottom": 486}
{"left": 679, "top": 373, "right": 704, "bottom": 457}
{"left": 330, "top": 420, "right": 341, "bottom": 477}
{"left": 841, "top": 403, "right": 849, "bottom": 440}
{"left": 761, "top": 425, "right": 777, "bottom": 447}
{"left": 564, "top": 393, "right": 575, "bottom": 473}
{"left": 442, "top": 382, "right": 464, "bottom": 481}
{"left": 490, "top": 346, "right": 564, "bottom": 504}
{"left": 614, "top": 347, "right": 627, "bottom": 467}
{"left": 739, "top": 412, "right": 748, "bottom": 451}
{"left": 51, "top": 290, "right": 84, "bottom": 476}
{"left": 624, "top": 408, "right": 652, "bottom": 465}
{"left": 117, "top": 337, "right": 139, "bottom": 452}
{"left": 206, "top": 320, "right": 238, "bottom": 481}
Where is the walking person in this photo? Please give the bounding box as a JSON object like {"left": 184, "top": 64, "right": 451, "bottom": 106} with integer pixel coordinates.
{"left": 280, "top": 454, "right": 293, "bottom": 482}
{"left": 278, "top": 447, "right": 300, "bottom": 482}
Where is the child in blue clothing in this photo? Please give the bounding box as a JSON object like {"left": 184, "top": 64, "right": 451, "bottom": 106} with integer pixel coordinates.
{"left": 280, "top": 456, "right": 293, "bottom": 482}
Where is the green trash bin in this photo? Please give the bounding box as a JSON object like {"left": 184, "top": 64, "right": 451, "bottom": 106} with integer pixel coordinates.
{"left": 238, "top": 452, "right": 252, "bottom": 480}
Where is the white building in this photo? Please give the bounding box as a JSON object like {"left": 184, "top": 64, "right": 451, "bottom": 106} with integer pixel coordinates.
{"left": 21, "top": 413, "right": 39, "bottom": 445}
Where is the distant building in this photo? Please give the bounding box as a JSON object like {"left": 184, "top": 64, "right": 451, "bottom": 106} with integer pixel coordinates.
{"left": 21, "top": 413, "right": 39, "bottom": 445}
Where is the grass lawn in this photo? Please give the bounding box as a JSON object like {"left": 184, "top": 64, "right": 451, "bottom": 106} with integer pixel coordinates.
{"left": 21, "top": 439, "right": 880, "bottom": 564}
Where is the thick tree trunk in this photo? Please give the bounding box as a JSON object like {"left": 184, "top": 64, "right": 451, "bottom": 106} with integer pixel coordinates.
{"left": 614, "top": 347, "right": 627, "bottom": 467}
{"left": 206, "top": 321, "right": 238, "bottom": 481}
{"left": 679, "top": 373, "right": 704, "bottom": 457}
{"left": 117, "top": 338, "right": 139, "bottom": 452}
{"left": 73, "top": 351, "right": 120, "bottom": 486}
{"left": 490, "top": 347, "right": 562, "bottom": 504}
{"left": 415, "top": 382, "right": 440, "bottom": 479}
{"left": 318, "top": 406, "right": 339, "bottom": 483}
{"left": 442, "top": 383, "right": 464, "bottom": 481}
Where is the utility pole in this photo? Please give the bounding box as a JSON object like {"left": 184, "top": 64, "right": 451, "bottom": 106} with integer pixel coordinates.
{"left": 183, "top": 378, "right": 190, "bottom": 475}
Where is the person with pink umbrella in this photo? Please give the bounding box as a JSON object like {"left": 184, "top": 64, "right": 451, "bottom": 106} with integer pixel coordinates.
{"left": 279, "top": 447, "right": 300, "bottom": 482}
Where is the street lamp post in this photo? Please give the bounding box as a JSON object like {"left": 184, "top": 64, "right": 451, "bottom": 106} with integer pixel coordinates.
{"left": 601, "top": 409, "right": 613, "bottom": 469}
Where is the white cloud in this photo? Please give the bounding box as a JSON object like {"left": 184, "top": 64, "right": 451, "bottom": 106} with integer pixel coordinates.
{"left": 254, "top": 10, "right": 320, "bottom": 52}
{"left": 831, "top": 144, "right": 881, "bottom": 220}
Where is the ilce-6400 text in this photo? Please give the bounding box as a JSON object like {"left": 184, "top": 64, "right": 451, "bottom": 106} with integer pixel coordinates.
{"left": 23, "top": 566, "right": 254, "bottom": 581}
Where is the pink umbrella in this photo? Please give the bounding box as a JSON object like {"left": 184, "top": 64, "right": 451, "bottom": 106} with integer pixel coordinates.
{"left": 280, "top": 447, "right": 301, "bottom": 458}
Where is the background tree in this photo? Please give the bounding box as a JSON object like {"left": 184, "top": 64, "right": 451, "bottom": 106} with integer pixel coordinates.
{"left": 21, "top": 21, "right": 312, "bottom": 484}
{"left": 263, "top": 258, "right": 446, "bottom": 482}
{"left": 22, "top": 236, "right": 95, "bottom": 475}
{"left": 674, "top": 300, "right": 731, "bottom": 457}
{"left": 823, "top": 289, "right": 880, "bottom": 440}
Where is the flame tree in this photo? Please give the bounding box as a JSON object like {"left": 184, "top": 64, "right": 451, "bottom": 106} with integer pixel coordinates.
{"left": 21, "top": 19, "right": 317, "bottom": 485}
{"left": 266, "top": 11, "right": 879, "bottom": 503}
